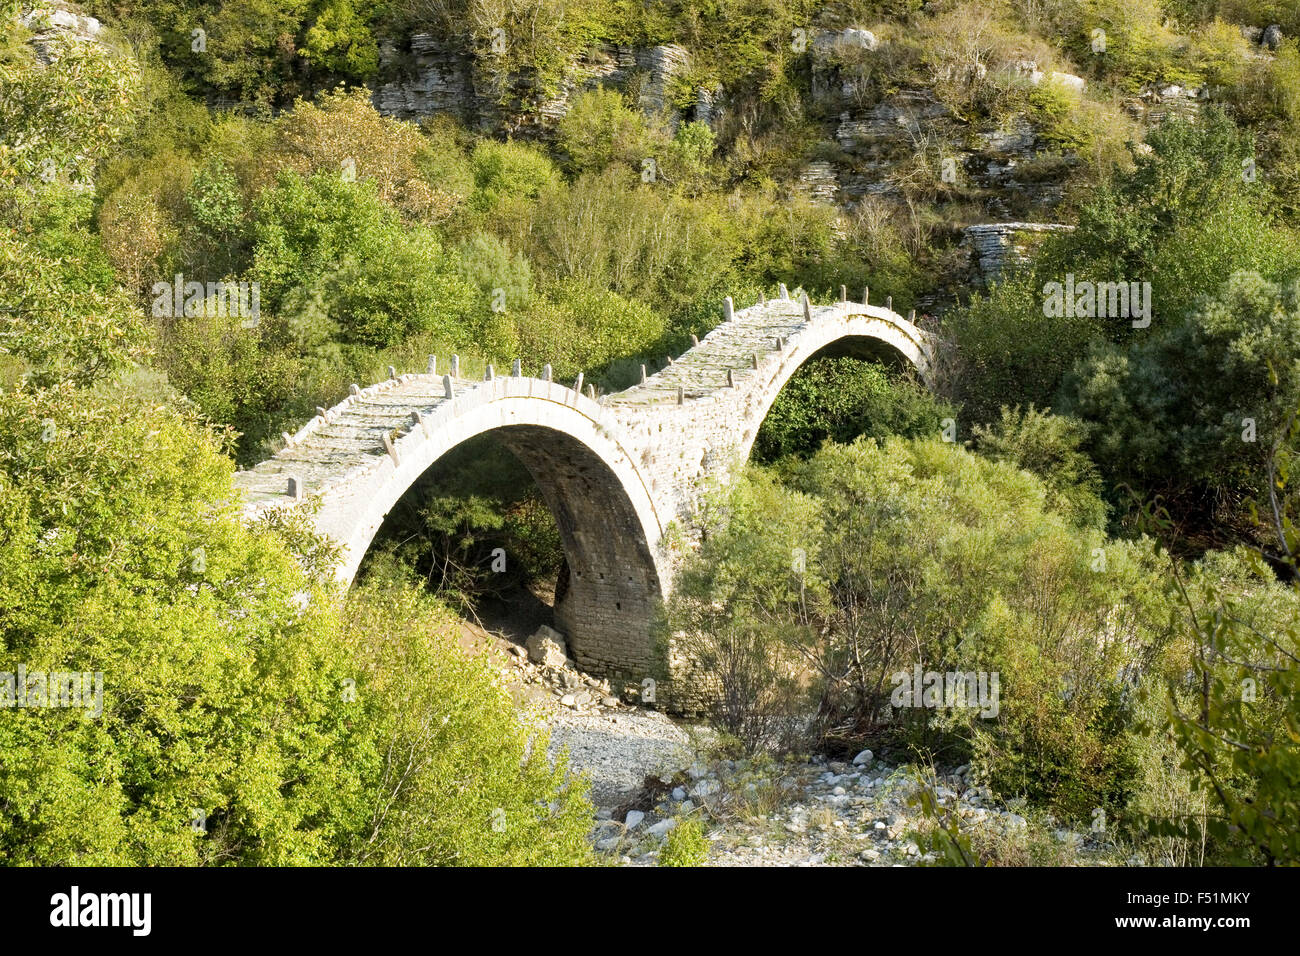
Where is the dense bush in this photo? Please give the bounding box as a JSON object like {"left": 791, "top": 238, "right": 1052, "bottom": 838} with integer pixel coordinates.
{"left": 945, "top": 111, "right": 1300, "bottom": 428}
{"left": 512, "top": 278, "right": 667, "bottom": 386}
{"left": 665, "top": 437, "right": 1178, "bottom": 822}
{"left": 753, "top": 357, "right": 951, "bottom": 463}
{"left": 0, "top": 31, "right": 140, "bottom": 190}
{"left": 970, "top": 405, "right": 1107, "bottom": 530}
{"left": 1061, "top": 271, "right": 1300, "bottom": 545}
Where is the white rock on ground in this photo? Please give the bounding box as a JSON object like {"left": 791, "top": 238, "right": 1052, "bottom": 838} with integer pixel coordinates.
{"left": 526, "top": 625, "right": 570, "bottom": 667}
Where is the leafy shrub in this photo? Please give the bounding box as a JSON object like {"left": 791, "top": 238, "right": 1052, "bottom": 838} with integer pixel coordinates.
{"left": 299, "top": 0, "right": 379, "bottom": 77}
{"left": 457, "top": 232, "right": 533, "bottom": 314}
{"left": 0, "top": 32, "right": 140, "bottom": 189}
{"left": 250, "top": 169, "right": 399, "bottom": 310}
{"left": 0, "top": 232, "right": 147, "bottom": 389}
{"left": 515, "top": 170, "right": 735, "bottom": 317}
{"left": 469, "top": 138, "right": 561, "bottom": 213}
{"left": 1061, "top": 271, "right": 1300, "bottom": 541}
{"left": 556, "top": 87, "right": 651, "bottom": 174}
{"left": 298, "top": 227, "right": 478, "bottom": 348}
{"left": 753, "top": 357, "right": 951, "bottom": 463}
{"left": 971, "top": 405, "right": 1106, "bottom": 529}
{"left": 98, "top": 151, "right": 195, "bottom": 298}
{"left": 659, "top": 817, "right": 709, "bottom": 866}
{"left": 261, "top": 88, "right": 456, "bottom": 221}
{"left": 664, "top": 469, "right": 823, "bottom": 752}
{"left": 511, "top": 278, "right": 667, "bottom": 384}
{"left": 941, "top": 273, "right": 1091, "bottom": 427}
{"left": 666, "top": 437, "right": 1178, "bottom": 821}
{"left": 336, "top": 570, "right": 594, "bottom": 865}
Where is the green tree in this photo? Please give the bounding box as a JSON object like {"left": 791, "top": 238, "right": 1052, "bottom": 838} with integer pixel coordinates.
{"left": 1062, "top": 272, "right": 1300, "bottom": 546}
{"left": 555, "top": 87, "right": 650, "bottom": 174}
{"left": 300, "top": 0, "right": 379, "bottom": 77}
{"left": 971, "top": 405, "right": 1107, "bottom": 529}
{"left": 753, "top": 357, "right": 951, "bottom": 463}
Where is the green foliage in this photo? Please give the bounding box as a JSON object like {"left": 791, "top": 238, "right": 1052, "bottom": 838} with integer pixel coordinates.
{"left": 663, "top": 469, "right": 823, "bottom": 751}
{"left": 336, "top": 571, "right": 593, "bottom": 865}
{"left": 659, "top": 817, "right": 708, "bottom": 866}
{"left": 457, "top": 232, "right": 533, "bottom": 313}
{"left": 946, "top": 112, "right": 1300, "bottom": 429}
{"left": 263, "top": 88, "right": 457, "bottom": 222}
{"left": 0, "top": 383, "right": 353, "bottom": 864}
{"left": 513, "top": 278, "right": 667, "bottom": 386}
{"left": 753, "top": 357, "right": 951, "bottom": 463}
{"left": 1061, "top": 271, "right": 1300, "bottom": 540}
{"left": 109, "top": 0, "right": 379, "bottom": 107}
{"left": 183, "top": 156, "right": 250, "bottom": 277}
{"left": 469, "top": 139, "right": 562, "bottom": 213}
{"left": 942, "top": 274, "right": 1089, "bottom": 426}
{"left": 153, "top": 309, "right": 305, "bottom": 455}
{"left": 186, "top": 157, "right": 246, "bottom": 239}
{"left": 300, "top": 227, "right": 478, "bottom": 348}
{"left": 971, "top": 405, "right": 1107, "bottom": 529}
{"left": 300, "top": 0, "right": 379, "bottom": 77}
{"left": 0, "top": 232, "right": 148, "bottom": 390}
{"left": 556, "top": 87, "right": 650, "bottom": 174}
{"left": 512, "top": 169, "right": 735, "bottom": 318}
{"left": 0, "top": 32, "right": 140, "bottom": 190}
{"left": 667, "top": 437, "right": 1177, "bottom": 820}
{"left": 249, "top": 169, "right": 397, "bottom": 310}
{"left": 1135, "top": 504, "right": 1300, "bottom": 865}
{"left": 1042, "top": 110, "right": 1298, "bottom": 335}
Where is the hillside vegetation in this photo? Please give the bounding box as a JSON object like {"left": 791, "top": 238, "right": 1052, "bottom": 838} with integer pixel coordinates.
{"left": 1, "top": 0, "right": 1298, "bottom": 865}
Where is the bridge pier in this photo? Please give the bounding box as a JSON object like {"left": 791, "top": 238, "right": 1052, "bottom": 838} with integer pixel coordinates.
{"left": 496, "top": 425, "right": 666, "bottom": 682}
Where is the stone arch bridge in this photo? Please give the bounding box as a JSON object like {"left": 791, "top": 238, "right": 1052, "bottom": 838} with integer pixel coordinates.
{"left": 234, "top": 289, "right": 933, "bottom": 686}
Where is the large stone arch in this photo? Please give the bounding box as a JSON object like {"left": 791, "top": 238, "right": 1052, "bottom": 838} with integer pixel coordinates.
{"left": 294, "top": 378, "right": 668, "bottom": 677}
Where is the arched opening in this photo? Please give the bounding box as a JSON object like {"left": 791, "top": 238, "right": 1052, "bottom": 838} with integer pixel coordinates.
{"left": 356, "top": 422, "right": 663, "bottom": 681}
{"left": 751, "top": 336, "right": 941, "bottom": 464}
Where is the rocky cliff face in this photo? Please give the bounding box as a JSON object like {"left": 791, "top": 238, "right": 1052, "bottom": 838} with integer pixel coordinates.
{"left": 17, "top": 2, "right": 106, "bottom": 64}
{"left": 370, "top": 27, "right": 1091, "bottom": 227}
{"left": 373, "top": 36, "right": 698, "bottom": 138}
{"left": 363, "top": 23, "right": 1238, "bottom": 294}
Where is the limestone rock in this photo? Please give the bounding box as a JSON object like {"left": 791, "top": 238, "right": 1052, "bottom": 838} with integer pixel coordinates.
{"left": 812, "top": 28, "right": 879, "bottom": 57}
{"left": 647, "top": 818, "right": 677, "bottom": 839}
{"left": 962, "top": 222, "right": 1075, "bottom": 284}
{"left": 527, "top": 625, "right": 569, "bottom": 667}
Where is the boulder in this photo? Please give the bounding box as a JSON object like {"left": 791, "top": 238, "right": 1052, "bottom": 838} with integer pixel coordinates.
{"left": 526, "top": 625, "right": 569, "bottom": 667}
{"left": 647, "top": 818, "right": 677, "bottom": 839}
{"left": 1264, "top": 24, "right": 1284, "bottom": 51}
{"left": 852, "top": 748, "right": 874, "bottom": 767}
{"left": 692, "top": 779, "right": 720, "bottom": 798}
{"left": 813, "top": 28, "right": 879, "bottom": 56}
